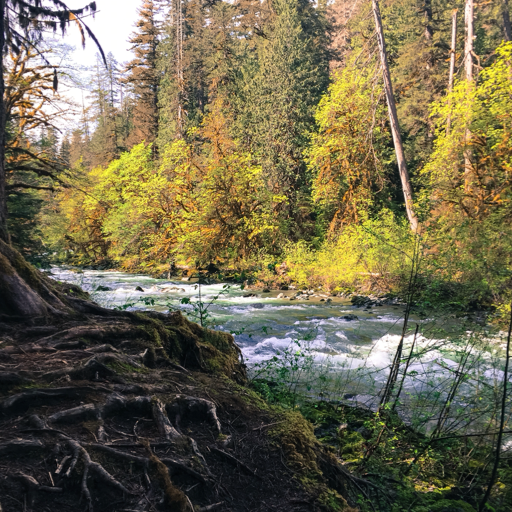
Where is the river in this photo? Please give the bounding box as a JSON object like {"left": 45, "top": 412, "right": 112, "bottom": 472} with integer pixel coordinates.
{"left": 47, "top": 266, "right": 506, "bottom": 429}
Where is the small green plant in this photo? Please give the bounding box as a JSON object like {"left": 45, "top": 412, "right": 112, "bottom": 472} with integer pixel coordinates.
{"left": 179, "top": 282, "right": 231, "bottom": 327}
{"left": 114, "top": 301, "right": 137, "bottom": 311}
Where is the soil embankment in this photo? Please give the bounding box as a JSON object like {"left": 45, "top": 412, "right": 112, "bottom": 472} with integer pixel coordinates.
{"left": 0, "top": 300, "right": 355, "bottom": 512}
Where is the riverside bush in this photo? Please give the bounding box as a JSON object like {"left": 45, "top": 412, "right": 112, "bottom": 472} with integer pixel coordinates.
{"left": 283, "top": 210, "right": 413, "bottom": 293}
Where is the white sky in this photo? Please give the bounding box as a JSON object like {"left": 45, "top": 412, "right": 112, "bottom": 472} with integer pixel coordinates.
{"left": 54, "top": 0, "right": 142, "bottom": 127}
{"left": 65, "top": 0, "right": 142, "bottom": 66}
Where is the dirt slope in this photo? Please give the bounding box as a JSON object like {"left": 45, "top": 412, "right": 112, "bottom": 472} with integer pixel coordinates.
{"left": 0, "top": 308, "right": 354, "bottom": 512}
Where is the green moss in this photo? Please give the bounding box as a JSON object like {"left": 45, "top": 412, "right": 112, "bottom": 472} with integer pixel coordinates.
{"left": 269, "top": 410, "right": 356, "bottom": 511}
{"left": 106, "top": 361, "right": 147, "bottom": 374}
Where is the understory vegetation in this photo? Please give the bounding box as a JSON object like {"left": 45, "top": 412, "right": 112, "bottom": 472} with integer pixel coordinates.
{"left": 248, "top": 310, "right": 512, "bottom": 511}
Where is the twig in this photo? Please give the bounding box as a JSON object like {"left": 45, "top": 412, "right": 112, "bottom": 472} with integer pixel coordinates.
{"left": 252, "top": 420, "right": 286, "bottom": 431}
{"left": 479, "top": 304, "right": 512, "bottom": 511}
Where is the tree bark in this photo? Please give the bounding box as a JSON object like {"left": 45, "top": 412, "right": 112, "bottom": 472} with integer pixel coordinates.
{"left": 464, "top": 0, "right": 474, "bottom": 191}
{"left": 0, "top": 0, "right": 8, "bottom": 244}
{"left": 464, "top": 0, "right": 474, "bottom": 82}
{"left": 446, "top": 9, "right": 458, "bottom": 134}
{"left": 372, "top": 0, "right": 418, "bottom": 232}
{"left": 503, "top": 0, "right": 512, "bottom": 42}
{"left": 0, "top": 238, "right": 71, "bottom": 317}
{"left": 448, "top": 10, "right": 458, "bottom": 95}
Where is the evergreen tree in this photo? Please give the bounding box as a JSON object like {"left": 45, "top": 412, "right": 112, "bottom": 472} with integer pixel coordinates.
{"left": 234, "top": 0, "right": 329, "bottom": 236}
{"left": 157, "top": 0, "right": 188, "bottom": 144}
{"left": 125, "top": 0, "right": 160, "bottom": 148}
{"left": 69, "top": 127, "right": 92, "bottom": 169}
{"left": 60, "top": 136, "right": 71, "bottom": 169}
{"left": 88, "top": 53, "right": 124, "bottom": 167}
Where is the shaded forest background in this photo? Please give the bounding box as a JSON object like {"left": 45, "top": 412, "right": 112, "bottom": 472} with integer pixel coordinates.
{"left": 6, "top": 0, "right": 512, "bottom": 311}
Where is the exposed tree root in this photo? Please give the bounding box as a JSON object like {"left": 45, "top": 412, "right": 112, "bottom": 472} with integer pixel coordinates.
{"left": 0, "top": 301, "right": 354, "bottom": 511}
{"left": 77, "top": 441, "right": 132, "bottom": 512}
{"left": 0, "top": 371, "right": 30, "bottom": 385}
{"left": 152, "top": 398, "right": 182, "bottom": 441}
{"left": 0, "top": 386, "right": 111, "bottom": 414}
{"left": 0, "top": 439, "right": 44, "bottom": 455}
{"left": 142, "top": 439, "right": 193, "bottom": 512}
{"left": 171, "top": 396, "right": 222, "bottom": 434}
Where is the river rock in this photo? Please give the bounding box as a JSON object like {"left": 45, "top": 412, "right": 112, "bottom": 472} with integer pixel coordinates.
{"left": 342, "top": 314, "right": 358, "bottom": 321}
{"left": 135, "top": 286, "right": 144, "bottom": 292}
{"left": 277, "top": 293, "right": 285, "bottom": 299}
{"left": 96, "top": 285, "right": 112, "bottom": 291}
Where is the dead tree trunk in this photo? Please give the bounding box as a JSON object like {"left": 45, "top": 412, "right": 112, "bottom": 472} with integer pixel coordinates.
{"left": 503, "top": 0, "right": 512, "bottom": 42}
{"left": 464, "top": 0, "right": 474, "bottom": 191}
{"left": 372, "top": 0, "right": 418, "bottom": 232}
{"left": 0, "top": 0, "right": 8, "bottom": 244}
{"left": 447, "top": 9, "right": 458, "bottom": 133}
{"left": 464, "top": 0, "right": 474, "bottom": 82}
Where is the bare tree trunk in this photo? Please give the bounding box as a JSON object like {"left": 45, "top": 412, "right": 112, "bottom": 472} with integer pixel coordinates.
{"left": 464, "top": 0, "right": 474, "bottom": 191}
{"left": 503, "top": 0, "right": 512, "bottom": 42}
{"left": 464, "top": 0, "right": 474, "bottom": 82}
{"left": 372, "top": 0, "right": 418, "bottom": 232}
{"left": 446, "top": 9, "right": 458, "bottom": 133}
{"left": 176, "top": 0, "right": 184, "bottom": 137}
{"left": 448, "top": 10, "right": 458, "bottom": 94}
{"left": 0, "top": 0, "right": 8, "bottom": 244}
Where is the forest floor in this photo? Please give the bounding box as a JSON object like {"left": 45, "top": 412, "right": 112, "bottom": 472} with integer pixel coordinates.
{"left": 0, "top": 307, "right": 355, "bottom": 512}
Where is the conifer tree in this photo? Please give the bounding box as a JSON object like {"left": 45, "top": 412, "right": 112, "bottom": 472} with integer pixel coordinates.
{"left": 60, "top": 136, "right": 71, "bottom": 168}
{"left": 87, "top": 53, "right": 124, "bottom": 167}
{"left": 234, "top": 0, "right": 329, "bottom": 235}
{"left": 125, "top": 0, "right": 160, "bottom": 148}
{"left": 69, "top": 128, "right": 89, "bottom": 168}
{"left": 157, "top": 0, "right": 239, "bottom": 144}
